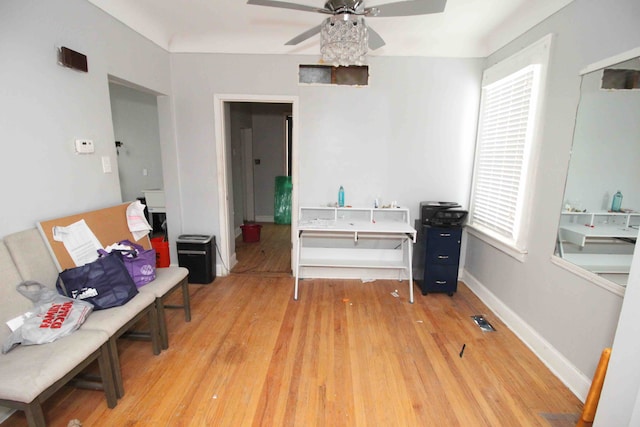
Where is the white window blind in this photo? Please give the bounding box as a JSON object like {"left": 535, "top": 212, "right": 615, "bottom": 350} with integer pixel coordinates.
{"left": 470, "top": 64, "right": 540, "bottom": 244}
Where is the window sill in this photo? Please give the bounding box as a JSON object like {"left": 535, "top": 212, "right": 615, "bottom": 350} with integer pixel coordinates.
{"left": 550, "top": 255, "right": 626, "bottom": 297}
{"left": 466, "top": 225, "right": 527, "bottom": 262}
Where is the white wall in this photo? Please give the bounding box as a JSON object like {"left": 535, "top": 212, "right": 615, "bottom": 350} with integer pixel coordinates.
{"left": 109, "top": 83, "right": 165, "bottom": 203}
{"left": 170, "top": 54, "right": 483, "bottom": 249}
{"left": 0, "top": 0, "right": 172, "bottom": 239}
{"left": 462, "top": 0, "right": 640, "bottom": 402}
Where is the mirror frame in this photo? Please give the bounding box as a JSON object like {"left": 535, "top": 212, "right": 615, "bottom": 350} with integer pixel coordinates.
{"left": 551, "top": 46, "right": 640, "bottom": 296}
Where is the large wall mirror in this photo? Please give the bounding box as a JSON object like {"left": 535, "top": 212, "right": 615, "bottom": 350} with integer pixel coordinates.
{"left": 554, "top": 47, "right": 640, "bottom": 291}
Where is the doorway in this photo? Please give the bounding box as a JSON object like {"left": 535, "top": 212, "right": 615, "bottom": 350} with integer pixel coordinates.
{"left": 108, "top": 80, "right": 166, "bottom": 237}
{"left": 213, "top": 95, "right": 299, "bottom": 277}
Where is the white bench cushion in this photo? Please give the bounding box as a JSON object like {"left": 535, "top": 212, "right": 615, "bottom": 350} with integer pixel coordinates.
{"left": 138, "top": 266, "right": 188, "bottom": 297}
{"left": 0, "top": 329, "right": 108, "bottom": 403}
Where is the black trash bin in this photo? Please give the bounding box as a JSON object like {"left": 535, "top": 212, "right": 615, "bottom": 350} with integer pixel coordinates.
{"left": 177, "top": 234, "right": 216, "bottom": 284}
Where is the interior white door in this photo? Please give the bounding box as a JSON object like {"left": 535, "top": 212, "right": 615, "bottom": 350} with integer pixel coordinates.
{"left": 241, "top": 128, "right": 255, "bottom": 222}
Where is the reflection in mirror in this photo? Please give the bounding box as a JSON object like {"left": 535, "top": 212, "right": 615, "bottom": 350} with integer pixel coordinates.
{"left": 555, "top": 54, "right": 640, "bottom": 287}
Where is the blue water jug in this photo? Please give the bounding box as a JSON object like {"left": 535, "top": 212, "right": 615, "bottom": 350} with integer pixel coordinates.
{"left": 338, "top": 186, "right": 345, "bottom": 207}
{"left": 611, "top": 191, "right": 623, "bottom": 212}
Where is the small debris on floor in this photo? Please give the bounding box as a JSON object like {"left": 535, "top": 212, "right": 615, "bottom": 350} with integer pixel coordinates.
{"left": 361, "top": 278, "right": 375, "bottom": 283}
{"left": 459, "top": 344, "right": 466, "bottom": 358}
{"left": 212, "top": 394, "right": 218, "bottom": 399}
{"left": 391, "top": 290, "right": 399, "bottom": 298}
{"left": 416, "top": 320, "right": 424, "bottom": 324}
{"left": 67, "top": 420, "right": 82, "bottom": 427}
{"left": 343, "top": 298, "right": 350, "bottom": 303}
{"left": 472, "top": 315, "right": 496, "bottom": 332}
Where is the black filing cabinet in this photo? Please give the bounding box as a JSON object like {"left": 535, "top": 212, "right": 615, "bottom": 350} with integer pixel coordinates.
{"left": 416, "top": 225, "right": 462, "bottom": 296}
{"left": 177, "top": 234, "right": 216, "bottom": 284}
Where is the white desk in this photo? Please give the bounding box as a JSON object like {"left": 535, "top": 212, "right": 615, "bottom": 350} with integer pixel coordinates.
{"left": 295, "top": 207, "right": 417, "bottom": 303}
{"left": 559, "top": 223, "right": 638, "bottom": 247}
{"left": 557, "top": 211, "right": 638, "bottom": 274}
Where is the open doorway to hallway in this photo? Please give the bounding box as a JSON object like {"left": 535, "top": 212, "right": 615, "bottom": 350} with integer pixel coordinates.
{"left": 108, "top": 80, "right": 167, "bottom": 239}
{"left": 216, "top": 99, "right": 297, "bottom": 276}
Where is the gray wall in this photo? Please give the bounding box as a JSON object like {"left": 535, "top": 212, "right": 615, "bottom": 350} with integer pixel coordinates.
{"left": 170, "top": 54, "right": 483, "bottom": 242}
{"left": 0, "top": 0, "right": 172, "bottom": 238}
{"left": 251, "top": 103, "right": 290, "bottom": 221}
{"left": 4, "top": 0, "right": 640, "bottom": 422}
{"left": 230, "top": 103, "right": 253, "bottom": 231}
{"left": 563, "top": 65, "right": 640, "bottom": 212}
{"left": 462, "top": 0, "right": 640, "bottom": 402}
{"left": 109, "top": 83, "right": 165, "bottom": 203}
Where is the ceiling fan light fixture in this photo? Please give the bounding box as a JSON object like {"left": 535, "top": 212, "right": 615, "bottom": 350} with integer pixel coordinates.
{"left": 320, "top": 14, "right": 368, "bottom": 67}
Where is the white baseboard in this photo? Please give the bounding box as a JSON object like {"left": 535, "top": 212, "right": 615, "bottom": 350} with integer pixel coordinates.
{"left": 217, "top": 252, "right": 237, "bottom": 277}
{"left": 460, "top": 269, "right": 591, "bottom": 402}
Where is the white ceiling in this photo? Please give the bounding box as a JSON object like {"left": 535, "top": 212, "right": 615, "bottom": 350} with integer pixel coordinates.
{"left": 87, "top": 0, "right": 574, "bottom": 57}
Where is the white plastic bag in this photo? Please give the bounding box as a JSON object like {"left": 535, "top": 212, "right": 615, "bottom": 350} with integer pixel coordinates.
{"left": 2, "top": 281, "right": 93, "bottom": 353}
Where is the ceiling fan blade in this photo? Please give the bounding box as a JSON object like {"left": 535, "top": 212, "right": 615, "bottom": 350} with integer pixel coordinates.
{"left": 366, "top": 0, "right": 447, "bottom": 17}
{"left": 367, "top": 26, "right": 386, "bottom": 50}
{"left": 247, "top": 0, "right": 330, "bottom": 14}
{"left": 285, "top": 25, "right": 322, "bottom": 45}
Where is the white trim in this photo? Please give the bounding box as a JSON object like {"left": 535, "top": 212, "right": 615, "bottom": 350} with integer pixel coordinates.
{"left": 460, "top": 270, "right": 591, "bottom": 402}
{"left": 550, "top": 255, "right": 626, "bottom": 297}
{"left": 580, "top": 46, "right": 640, "bottom": 75}
{"left": 468, "top": 34, "right": 553, "bottom": 258}
{"left": 216, "top": 252, "right": 237, "bottom": 277}
{"left": 213, "top": 94, "right": 299, "bottom": 277}
{"left": 241, "top": 128, "right": 255, "bottom": 223}
{"left": 255, "top": 215, "right": 274, "bottom": 223}
{"left": 483, "top": 34, "right": 554, "bottom": 85}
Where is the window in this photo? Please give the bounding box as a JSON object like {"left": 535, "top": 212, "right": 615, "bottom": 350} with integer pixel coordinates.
{"left": 467, "top": 35, "right": 552, "bottom": 260}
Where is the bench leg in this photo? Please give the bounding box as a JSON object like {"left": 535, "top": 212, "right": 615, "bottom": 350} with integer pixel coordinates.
{"left": 148, "top": 304, "right": 161, "bottom": 356}
{"left": 24, "top": 400, "right": 46, "bottom": 427}
{"left": 156, "top": 298, "right": 169, "bottom": 350}
{"left": 181, "top": 278, "right": 191, "bottom": 322}
{"left": 97, "top": 342, "right": 118, "bottom": 408}
{"left": 107, "top": 337, "right": 125, "bottom": 399}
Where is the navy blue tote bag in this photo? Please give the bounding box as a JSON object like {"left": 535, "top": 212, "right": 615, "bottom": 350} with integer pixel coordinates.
{"left": 56, "top": 252, "right": 138, "bottom": 310}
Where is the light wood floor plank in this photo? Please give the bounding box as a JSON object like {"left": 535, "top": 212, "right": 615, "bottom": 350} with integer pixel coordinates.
{"left": 3, "top": 225, "right": 582, "bottom": 426}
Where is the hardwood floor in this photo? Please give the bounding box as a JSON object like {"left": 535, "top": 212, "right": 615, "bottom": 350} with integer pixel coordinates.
{"left": 3, "top": 274, "right": 583, "bottom": 426}
{"left": 232, "top": 223, "right": 291, "bottom": 275}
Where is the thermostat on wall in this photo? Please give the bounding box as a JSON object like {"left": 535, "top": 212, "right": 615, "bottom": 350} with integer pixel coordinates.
{"left": 75, "top": 139, "right": 94, "bottom": 154}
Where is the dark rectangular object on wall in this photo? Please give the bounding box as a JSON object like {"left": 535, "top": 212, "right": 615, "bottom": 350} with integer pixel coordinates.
{"left": 59, "top": 46, "right": 88, "bottom": 72}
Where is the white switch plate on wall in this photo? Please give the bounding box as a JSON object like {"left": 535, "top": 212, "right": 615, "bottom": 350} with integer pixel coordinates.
{"left": 101, "top": 156, "right": 112, "bottom": 173}
{"left": 75, "top": 139, "right": 94, "bottom": 154}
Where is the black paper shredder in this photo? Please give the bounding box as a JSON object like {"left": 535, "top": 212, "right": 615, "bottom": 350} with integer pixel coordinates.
{"left": 176, "top": 234, "right": 216, "bottom": 284}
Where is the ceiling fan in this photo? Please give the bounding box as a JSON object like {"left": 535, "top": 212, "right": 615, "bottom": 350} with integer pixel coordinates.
{"left": 247, "top": 0, "right": 447, "bottom": 52}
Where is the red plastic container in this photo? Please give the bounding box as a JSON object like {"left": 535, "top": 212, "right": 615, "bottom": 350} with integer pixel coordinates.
{"left": 151, "top": 237, "right": 170, "bottom": 267}
{"left": 240, "top": 223, "right": 262, "bottom": 243}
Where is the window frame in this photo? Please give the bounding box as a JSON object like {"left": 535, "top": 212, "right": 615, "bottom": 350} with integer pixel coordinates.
{"left": 467, "top": 34, "right": 553, "bottom": 261}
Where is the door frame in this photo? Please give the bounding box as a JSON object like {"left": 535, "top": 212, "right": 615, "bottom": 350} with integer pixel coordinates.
{"left": 240, "top": 128, "right": 255, "bottom": 223}
{"left": 213, "top": 94, "right": 299, "bottom": 275}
